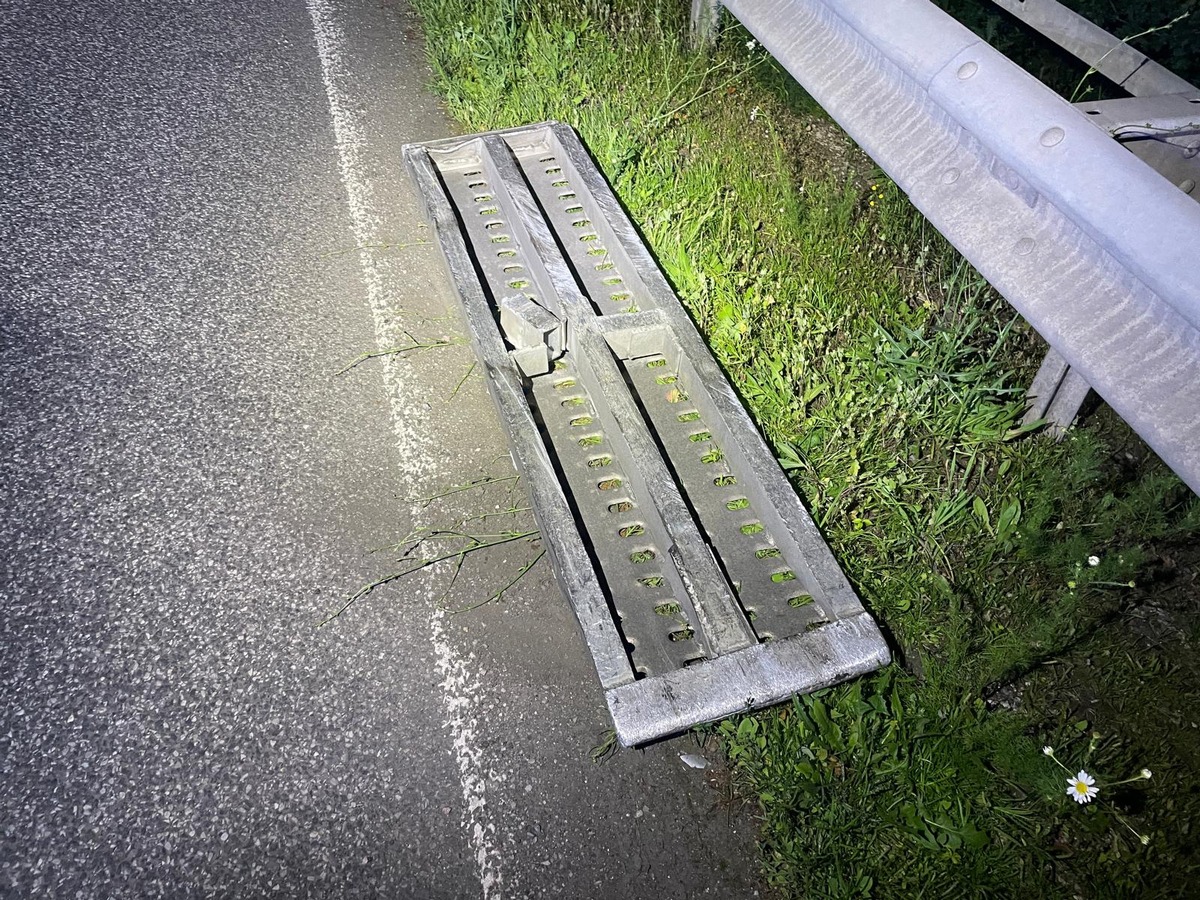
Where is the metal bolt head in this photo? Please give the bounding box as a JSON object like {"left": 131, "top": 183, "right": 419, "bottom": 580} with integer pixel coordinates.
{"left": 941, "top": 167, "right": 960, "bottom": 185}
{"left": 1015, "top": 237, "right": 1035, "bottom": 256}
{"left": 957, "top": 61, "right": 978, "bottom": 80}
{"left": 1181, "top": 179, "right": 1197, "bottom": 195}
{"left": 1040, "top": 127, "right": 1065, "bottom": 147}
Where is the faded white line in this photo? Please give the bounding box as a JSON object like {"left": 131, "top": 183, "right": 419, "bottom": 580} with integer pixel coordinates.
{"left": 304, "top": 2, "right": 503, "bottom": 897}
{"left": 430, "top": 609, "right": 503, "bottom": 897}
{"left": 302, "top": 0, "right": 432, "bottom": 475}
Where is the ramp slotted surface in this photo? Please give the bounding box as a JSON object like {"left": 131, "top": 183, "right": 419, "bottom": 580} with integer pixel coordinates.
{"left": 405, "top": 122, "right": 889, "bottom": 746}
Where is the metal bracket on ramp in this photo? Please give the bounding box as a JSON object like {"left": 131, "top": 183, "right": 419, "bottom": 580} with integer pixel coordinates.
{"left": 404, "top": 122, "right": 889, "bottom": 746}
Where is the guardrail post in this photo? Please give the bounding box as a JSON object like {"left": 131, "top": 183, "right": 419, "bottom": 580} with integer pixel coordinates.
{"left": 690, "top": 0, "right": 722, "bottom": 47}
{"left": 1023, "top": 347, "right": 1092, "bottom": 438}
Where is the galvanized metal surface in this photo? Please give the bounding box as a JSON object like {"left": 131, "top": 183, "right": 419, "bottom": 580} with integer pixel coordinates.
{"left": 986, "top": 1, "right": 1200, "bottom": 197}
{"left": 1025, "top": 347, "right": 1093, "bottom": 438}
{"left": 1073, "top": 92, "right": 1200, "bottom": 198}
{"left": 690, "top": 0, "right": 721, "bottom": 46}
{"left": 721, "top": 0, "right": 1200, "bottom": 496}
{"left": 987, "top": 0, "right": 1193, "bottom": 98}
{"left": 404, "top": 122, "right": 889, "bottom": 745}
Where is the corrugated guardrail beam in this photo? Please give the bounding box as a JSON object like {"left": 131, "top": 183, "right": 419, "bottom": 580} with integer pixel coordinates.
{"left": 717, "top": 0, "right": 1200, "bottom": 496}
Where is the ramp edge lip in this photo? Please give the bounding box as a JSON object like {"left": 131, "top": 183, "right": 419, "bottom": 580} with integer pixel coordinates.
{"left": 607, "top": 613, "right": 890, "bottom": 747}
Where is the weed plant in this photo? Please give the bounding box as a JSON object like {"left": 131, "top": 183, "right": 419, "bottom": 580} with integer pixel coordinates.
{"left": 407, "top": 0, "right": 1200, "bottom": 895}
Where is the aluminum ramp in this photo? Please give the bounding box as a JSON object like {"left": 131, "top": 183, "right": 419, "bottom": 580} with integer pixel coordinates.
{"left": 404, "top": 121, "right": 888, "bottom": 746}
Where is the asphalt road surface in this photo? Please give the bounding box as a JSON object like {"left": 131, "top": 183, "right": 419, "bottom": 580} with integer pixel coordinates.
{"left": 0, "top": 1, "right": 761, "bottom": 897}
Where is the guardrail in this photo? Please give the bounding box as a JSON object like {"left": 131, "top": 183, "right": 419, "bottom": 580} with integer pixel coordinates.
{"left": 693, "top": 0, "right": 1200, "bottom": 495}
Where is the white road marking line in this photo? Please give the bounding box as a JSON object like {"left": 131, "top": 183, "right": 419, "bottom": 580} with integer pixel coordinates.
{"left": 304, "top": 2, "right": 503, "bottom": 897}
{"left": 430, "top": 610, "right": 503, "bottom": 898}
{"left": 302, "top": 0, "right": 433, "bottom": 476}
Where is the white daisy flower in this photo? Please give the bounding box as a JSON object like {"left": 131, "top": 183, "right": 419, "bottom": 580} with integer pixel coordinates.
{"left": 1087, "top": 555, "right": 1100, "bottom": 566}
{"left": 1068, "top": 770, "right": 1099, "bottom": 804}
{"left": 1141, "top": 768, "right": 1152, "bottom": 780}
{"left": 1043, "top": 745, "right": 1054, "bottom": 756}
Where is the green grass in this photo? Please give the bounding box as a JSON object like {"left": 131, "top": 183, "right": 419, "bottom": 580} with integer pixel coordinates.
{"left": 406, "top": 1, "right": 1200, "bottom": 895}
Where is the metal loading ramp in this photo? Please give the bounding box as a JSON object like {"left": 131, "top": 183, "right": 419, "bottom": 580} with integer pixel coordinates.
{"left": 404, "top": 121, "right": 889, "bottom": 746}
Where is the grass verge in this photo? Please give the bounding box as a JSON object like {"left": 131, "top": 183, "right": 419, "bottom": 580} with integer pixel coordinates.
{"left": 405, "top": 1, "right": 1200, "bottom": 895}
